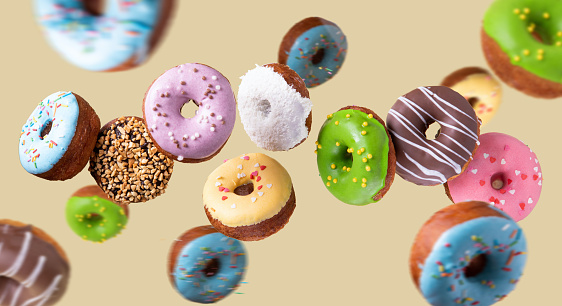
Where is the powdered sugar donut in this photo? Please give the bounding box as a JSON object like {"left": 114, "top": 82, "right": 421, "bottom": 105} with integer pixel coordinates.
{"left": 143, "top": 63, "right": 236, "bottom": 163}
{"left": 445, "top": 133, "right": 542, "bottom": 221}
{"left": 238, "top": 63, "right": 312, "bottom": 151}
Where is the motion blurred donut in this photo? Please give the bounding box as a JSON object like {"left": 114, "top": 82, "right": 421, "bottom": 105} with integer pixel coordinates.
{"left": 238, "top": 63, "right": 312, "bottom": 151}
{"left": 33, "top": 0, "right": 175, "bottom": 71}
{"left": 482, "top": 0, "right": 562, "bottom": 98}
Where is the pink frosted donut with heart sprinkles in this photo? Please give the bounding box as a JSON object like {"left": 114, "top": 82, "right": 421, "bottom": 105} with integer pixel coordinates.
{"left": 445, "top": 132, "right": 542, "bottom": 221}
{"left": 143, "top": 63, "right": 236, "bottom": 163}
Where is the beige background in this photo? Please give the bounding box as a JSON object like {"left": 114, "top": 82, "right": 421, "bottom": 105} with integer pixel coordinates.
{"left": 1, "top": 0, "right": 559, "bottom": 305}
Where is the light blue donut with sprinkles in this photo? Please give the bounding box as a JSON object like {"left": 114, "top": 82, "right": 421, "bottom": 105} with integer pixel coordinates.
{"left": 173, "top": 233, "right": 247, "bottom": 303}
{"left": 281, "top": 17, "right": 347, "bottom": 88}
{"left": 19, "top": 91, "right": 79, "bottom": 175}
{"left": 33, "top": 0, "right": 164, "bottom": 71}
{"left": 419, "top": 213, "right": 527, "bottom": 306}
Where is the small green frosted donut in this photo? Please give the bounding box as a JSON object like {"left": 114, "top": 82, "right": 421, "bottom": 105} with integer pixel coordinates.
{"left": 315, "top": 107, "right": 395, "bottom": 205}
{"left": 66, "top": 195, "right": 128, "bottom": 243}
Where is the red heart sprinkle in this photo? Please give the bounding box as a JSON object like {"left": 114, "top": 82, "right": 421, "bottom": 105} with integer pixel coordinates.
{"left": 499, "top": 189, "right": 506, "bottom": 194}
{"left": 218, "top": 187, "right": 225, "bottom": 192}
{"left": 256, "top": 176, "right": 261, "bottom": 182}
{"left": 224, "top": 188, "right": 230, "bottom": 192}
{"left": 507, "top": 179, "right": 512, "bottom": 185}
{"left": 521, "top": 174, "right": 527, "bottom": 180}
{"left": 519, "top": 203, "right": 525, "bottom": 210}
{"left": 533, "top": 175, "right": 538, "bottom": 180}
{"left": 489, "top": 157, "right": 496, "bottom": 163}
{"left": 251, "top": 171, "right": 258, "bottom": 177}
{"left": 243, "top": 156, "right": 249, "bottom": 160}
{"left": 222, "top": 196, "right": 228, "bottom": 201}
{"left": 257, "top": 185, "right": 263, "bottom": 190}
{"left": 494, "top": 198, "right": 500, "bottom": 204}
{"left": 479, "top": 180, "right": 485, "bottom": 186}
{"left": 260, "top": 166, "right": 266, "bottom": 170}
{"left": 489, "top": 196, "right": 495, "bottom": 202}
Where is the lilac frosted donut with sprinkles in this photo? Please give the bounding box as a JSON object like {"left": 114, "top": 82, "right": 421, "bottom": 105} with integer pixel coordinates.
{"left": 143, "top": 63, "right": 236, "bottom": 163}
{"left": 33, "top": 0, "right": 175, "bottom": 71}
{"left": 19, "top": 91, "right": 100, "bottom": 181}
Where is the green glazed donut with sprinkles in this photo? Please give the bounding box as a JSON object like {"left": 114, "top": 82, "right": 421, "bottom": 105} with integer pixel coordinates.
{"left": 315, "top": 106, "right": 396, "bottom": 205}
{"left": 482, "top": 0, "right": 562, "bottom": 98}
{"left": 66, "top": 185, "right": 129, "bottom": 243}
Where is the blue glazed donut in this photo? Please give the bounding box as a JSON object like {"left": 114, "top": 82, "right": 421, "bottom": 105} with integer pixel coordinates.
{"left": 32, "top": 0, "right": 173, "bottom": 71}
{"left": 410, "top": 201, "right": 527, "bottom": 306}
{"left": 18, "top": 91, "right": 100, "bottom": 180}
{"left": 169, "top": 226, "right": 247, "bottom": 303}
{"left": 279, "top": 17, "right": 348, "bottom": 88}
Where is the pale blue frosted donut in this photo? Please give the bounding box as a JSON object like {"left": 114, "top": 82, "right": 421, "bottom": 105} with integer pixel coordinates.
{"left": 19, "top": 91, "right": 79, "bottom": 175}
{"left": 33, "top": 0, "right": 164, "bottom": 71}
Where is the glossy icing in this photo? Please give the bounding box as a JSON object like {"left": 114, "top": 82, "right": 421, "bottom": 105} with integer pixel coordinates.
{"left": 418, "top": 215, "right": 527, "bottom": 306}
{"left": 19, "top": 91, "right": 79, "bottom": 175}
{"left": 66, "top": 196, "right": 128, "bottom": 242}
{"left": 172, "top": 232, "right": 246, "bottom": 303}
{"left": 33, "top": 0, "right": 163, "bottom": 71}
{"left": 0, "top": 223, "right": 70, "bottom": 305}
{"left": 316, "top": 109, "right": 390, "bottom": 205}
{"left": 448, "top": 73, "right": 502, "bottom": 126}
{"left": 144, "top": 63, "right": 236, "bottom": 161}
{"left": 483, "top": 0, "right": 562, "bottom": 83}
{"left": 237, "top": 65, "right": 312, "bottom": 151}
{"left": 203, "top": 153, "right": 292, "bottom": 227}
{"left": 447, "top": 133, "right": 542, "bottom": 222}
{"left": 285, "top": 24, "right": 347, "bottom": 87}
{"left": 386, "top": 86, "right": 480, "bottom": 186}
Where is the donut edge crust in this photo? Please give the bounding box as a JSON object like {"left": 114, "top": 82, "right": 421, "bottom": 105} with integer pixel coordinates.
{"left": 36, "top": 93, "right": 100, "bottom": 181}
{"left": 441, "top": 67, "right": 491, "bottom": 88}
{"left": 70, "top": 185, "right": 130, "bottom": 217}
{"left": 445, "top": 110, "right": 481, "bottom": 183}
{"left": 264, "top": 63, "right": 312, "bottom": 150}
{"left": 481, "top": 28, "right": 562, "bottom": 99}
{"left": 278, "top": 17, "right": 338, "bottom": 65}
{"left": 204, "top": 186, "right": 297, "bottom": 241}
{"left": 104, "top": 0, "right": 176, "bottom": 72}
{"left": 167, "top": 225, "right": 218, "bottom": 284}
{"left": 142, "top": 63, "right": 234, "bottom": 163}
{"left": 338, "top": 105, "right": 396, "bottom": 202}
{"left": 408, "top": 201, "right": 508, "bottom": 289}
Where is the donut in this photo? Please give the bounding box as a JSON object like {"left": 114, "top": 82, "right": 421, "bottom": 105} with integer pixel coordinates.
{"left": 237, "top": 63, "right": 312, "bottom": 151}
{"left": 33, "top": 0, "right": 175, "bottom": 71}
{"left": 143, "top": 63, "right": 236, "bottom": 162}
{"left": 168, "top": 225, "right": 247, "bottom": 303}
{"left": 278, "top": 17, "right": 348, "bottom": 88}
{"left": 482, "top": 0, "right": 562, "bottom": 98}
{"left": 19, "top": 91, "right": 100, "bottom": 181}
{"left": 89, "top": 116, "right": 174, "bottom": 204}
{"left": 0, "top": 219, "right": 70, "bottom": 305}
{"left": 410, "top": 201, "right": 527, "bottom": 306}
{"left": 203, "top": 153, "right": 295, "bottom": 241}
{"left": 445, "top": 132, "right": 542, "bottom": 222}
{"left": 66, "top": 185, "right": 129, "bottom": 243}
{"left": 441, "top": 67, "right": 502, "bottom": 126}
{"left": 315, "top": 106, "right": 396, "bottom": 205}
{"left": 386, "top": 86, "right": 481, "bottom": 186}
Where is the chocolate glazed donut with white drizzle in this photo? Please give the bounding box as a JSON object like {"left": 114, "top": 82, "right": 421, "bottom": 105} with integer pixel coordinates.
{"left": 386, "top": 86, "right": 480, "bottom": 186}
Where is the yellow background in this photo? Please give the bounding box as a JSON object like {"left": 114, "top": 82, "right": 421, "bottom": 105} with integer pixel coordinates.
{"left": 1, "top": 0, "right": 558, "bottom": 305}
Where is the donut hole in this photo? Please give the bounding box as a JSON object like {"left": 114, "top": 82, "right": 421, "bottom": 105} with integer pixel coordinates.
{"left": 490, "top": 173, "right": 505, "bottom": 190}
{"left": 40, "top": 120, "right": 53, "bottom": 140}
{"left": 425, "top": 122, "right": 441, "bottom": 140}
{"left": 202, "top": 258, "right": 220, "bottom": 277}
{"left": 467, "top": 97, "right": 480, "bottom": 108}
{"left": 311, "top": 48, "right": 325, "bottom": 65}
{"left": 529, "top": 24, "right": 554, "bottom": 45}
{"left": 257, "top": 100, "right": 272, "bottom": 117}
{"left": 86, "top": 213, "right": 103, "bottom": 222}
{"left": 84, "top": 0, "right": 105, "bottom": 16}
{"left": 180, "top": 99, "right": 200, "bottom": 119}
{"left": 233, "top": 182, "right": 254, "bottom": 196}
{"left": 464, "top": 253, "right": 487, "bottom": 278}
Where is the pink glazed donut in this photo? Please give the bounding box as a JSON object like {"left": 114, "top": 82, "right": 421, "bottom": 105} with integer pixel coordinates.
{"left": 143, "top": 63, "right": 236, "bottom": 163}
{"left": 445, "top": 132, "right": 542, "bottom": 221}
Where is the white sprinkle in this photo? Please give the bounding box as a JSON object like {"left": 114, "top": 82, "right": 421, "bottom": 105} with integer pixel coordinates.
{"left": 203, "top": 119, "right": 208, "bottom": 123}
{"left": 509, "top": 190, "right": 515, "bottom": 195}
{"left": 533, "top": 167, "right": 538, "bottom": 172}
{"left": 237, "top": 164, "right": 243, "bottom": 170}
{"left": 483, "top": 153, "right": 489, "bottom": 159}
{"left": 217, "top": 115, "right": 223, "bottom": 120}
{"left": 471, "top": 169, "right": 477, "bottom": 174}
{"left": 177, "top": 156, "right": 184, "bottom": 161}
{"left": 258, "top": 192, "right": 264, "bottom": 196}
{"left": 152, "top": 124, "right": 157, "bottom": 130}
{"left": 266, "top": 184, "right": 272, "bottom": 188}
{"left": 231, "top": 203, "right": 236, "bottom": 209}
{"left": 535, "top": 158, "right": 538, "bottom": 163}
{"left": 206, "top": 105, "right": 210, "bottom": 109}
{"left": 195, "top": 133, "right": 200, "bottom": 138}
{"left": 538, "top": 173, "right": 542, "bottom": 178}
{"left": 528, "top": 198, "right": 533, "bottom": 204}
{"left": 216, "top": 176, "right": 222, "bottom": 179}
{"left": 251, "top": 197, "right": 257, "bottom": 203}
{"left": 191, "top": 136, "right": 196, "bottom": 140}
{"left": 538, "top": 180, "right": 542, "bottom": 186}
{"left": 499, "top": 200, "right": 505, "bottom": 205}
{"left": 212, "top": 76, "right": 217, "bottom": 80}
{"left": 183, "top": 134, "right": 188, "bottom": 139}
{"left": 216, "top": 85, "right": 221, "bottom": 90}
{"left": 215, "top": 182, "right": 222, "bottom": 187}
{"left": 515, "top": 170, "right": 521, "bottom": 176}
{"left": 502, "top": 224, "right": 510, "bottom": 231}
{"left": 168, "top": 132, "right": 174, "bottom": 136}
{"left": 501, "top": 159, "right": 506, "bottom": 165}
{"left": 210, "top": 127, "right": 215, "bottom": 132}
{"left": 254, "top": 163, "right": 260, "bottom": 167}
{"left": 170, "top": 136, "right": 175, "bottom": 141}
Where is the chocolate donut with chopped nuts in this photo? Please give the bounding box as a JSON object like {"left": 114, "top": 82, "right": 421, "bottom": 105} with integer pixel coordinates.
{"left": 89, "top": 116, "right": 174, "bottom": 204}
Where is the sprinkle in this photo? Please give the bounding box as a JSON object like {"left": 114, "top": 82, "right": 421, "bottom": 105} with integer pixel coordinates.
{"left": 365, "top": 166, "right": 371, "bottom": 171}
{"left": 212, "top": 76, "right": 217, "bottom": 80}
{"left": 231, "top": 203, "right": 236, "bottom": 209}
{"left": 352, "top": 178, "right": 357, "bottom": 183}
{"left": 345, "top": 114, "right": 350, "bottom": 118}
{"left": 361, "top": 183, "right": 367, "bottom": 188}
{"left": 327, "top": 176, "right": 332, "bottom": 180}
{"left": 361, "top": 130, "right": 367, "bottom": 135}
{"left": 523, "top": 7, "right": 530, "bottom": 14}
{"left": 334, "top": 121, "right": 339, "bottom": 125}
{"left": 544, "top": 12, "right": 550, "bottom": 19}
{"left": 362, "top": 122, "right": 368, "bottom": 127}
{"left": 537, "top": 54, "right": 543, "bottom": 60}
{"left": 513, "top": 8, "right": 520, "bottom": 14}
{"left": 331, "top": 164, "right": 336, "bottom": 169}
{"left": 362, "top": 157, "right": 368, "bottom": 163}
{"left": 513, "top": 55, "right": 521, "bottom": 62}
{"left": 327, "top": 114, "right": 333, "bottom": 119}
{"left": 367, "top": 114, "right": 373, "bottom": 119}
{"left": 523, "top": 49, "right": 530, "bottom": 56}
{"left": 326, "top": 182, "right": 331, "bottom": 187}
{"left": 362, "top": 178, "right": 367, "bottom": 183}
{"left": 336, "top": 142, "right": 340, "bottom": 146}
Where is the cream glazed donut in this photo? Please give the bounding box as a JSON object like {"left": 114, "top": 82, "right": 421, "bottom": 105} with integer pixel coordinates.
{"left": 238, "top": 63, "right": 312, "bottom": 151}
{"left": 143, "top": 63, "right": 236, "bottom": 163}
{"left": 445, "top": 132, "right": 542, "bottom": 222}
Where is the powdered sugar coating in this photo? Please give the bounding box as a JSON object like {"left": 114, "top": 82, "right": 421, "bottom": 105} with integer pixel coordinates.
{"left": 144, "top": 63, "right": 236, "bottom": 161}
{"left": 238, "top": 65, "right": 313, "bottom": 151}
{"left": 447, "top": 133, "right": 542, "bottom": 221}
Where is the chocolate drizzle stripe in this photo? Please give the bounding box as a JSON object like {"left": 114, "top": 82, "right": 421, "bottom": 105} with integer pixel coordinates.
{"left": 404, "top": 152, "right": 447, "bottom": 182}
{"left": 419, "top": 87, "right": 478, "bottom": 123}
{"left": 1, "top": 231, "right": 32, "bottom": 276}
{"left": 21, "top": 256, "right": 46, "bottom": 288}
{"left": 396, "top": 162, "right": 443, "bottom": 184}
{"left": 20, "top": 274, "right": 63, "bottom": 306}
{"left": 441, "top": 133, "right": 473, "bottom": 156}
{"left": 10, "top": 284, "right": 24, "bottom": 306}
